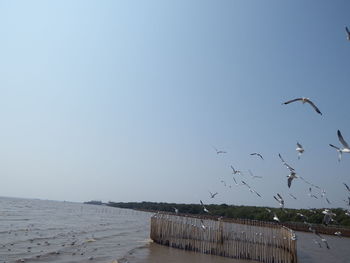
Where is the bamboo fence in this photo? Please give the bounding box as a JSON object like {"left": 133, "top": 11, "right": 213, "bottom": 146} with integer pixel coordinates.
{"left": 150, "top": 213, "right": 297, "bottom": 263}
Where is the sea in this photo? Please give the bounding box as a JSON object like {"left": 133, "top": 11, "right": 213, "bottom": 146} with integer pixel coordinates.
{"left": 0, "top": 197, "right": 349, "bottom": 263}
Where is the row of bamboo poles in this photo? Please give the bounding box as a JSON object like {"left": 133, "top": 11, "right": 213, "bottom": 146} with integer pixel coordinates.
{"left": 150, "top": 213, "right": 297, "bottom": 263}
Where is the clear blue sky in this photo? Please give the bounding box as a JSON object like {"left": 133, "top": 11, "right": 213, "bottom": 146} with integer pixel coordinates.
{"left": 1, "top": 1, "right": 349, "bottom": 209}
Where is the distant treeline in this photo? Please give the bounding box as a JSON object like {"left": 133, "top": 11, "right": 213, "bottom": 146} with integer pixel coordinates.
{"left": 107, "top": 201, "right": 350, "bottom": 227}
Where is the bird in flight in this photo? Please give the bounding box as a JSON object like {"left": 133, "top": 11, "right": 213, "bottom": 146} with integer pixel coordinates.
{"left": 230, "top": 165, "right": 242, "bottom": 175}
{"left": 273, "top": 193, "right": 285, "bottom": 209}
{"left": 289, "top": 193, "right": 297, "bottom": 200}
{"left": 344, "top": 183, "right": 350, "bottom": 193}
{"left": 248, "top": 170, "right": 262, "bottom": 179}
{"left": 213, "top": 147, "right": 227, "bottom": 154}
{"left": 296, "top": 143, "right": 304, "bottom": 160}
{"left": 346, "top": 26, "right": 350, "bottom": 41}
{"left": 329, "top": 130, "right": 350, "bottom": 161}
{"left": 200, "top": 200, "right": 210, "bottom": 213}
{"left": 273, "top": 213, "right": 280, "bottom": 222}
{"left": 282, "top": 97, "right": 322, "bottom": 115}
{"left": 278, "top": 154, "right": 298, "bottom": 188}
{"left": 250, "top": 153, "right": 264, "bottom": 160}
{"left": 209, "top": 191, "right": 218, "bottom": 199}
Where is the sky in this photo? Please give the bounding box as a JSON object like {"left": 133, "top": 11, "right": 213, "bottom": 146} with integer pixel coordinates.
{"left": 1, "top": 1, "right": 350, "bottom": 209}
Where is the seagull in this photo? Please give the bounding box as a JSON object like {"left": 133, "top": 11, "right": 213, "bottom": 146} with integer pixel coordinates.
{"left": 312, "top": 239, "right": 322, "bottom": 248}
{"left": 322, "top": 209, "right": 336, "bottom": 226}
{"left": 273, "top": 213, "right": 280, "bottom": 222}
{"left": 296, "top": 213, "right": 308, "bottom": 220}
{"left": 200, "top": 200, "right": 210, "bottom": 213}
{"left": 278, "top": 154, "right": 298, "bottom": 188}
{"left": 213, "top": 147, "right": 227, "bottom": 155}
{"left": 296, "top": 142, "right": 304, "bottom": 159}
{"left": 230, "top": 166, "right": 242, "bottom": 175}
{"left": 282, "top": 97, "right": 322, "bottom": 115}
{"left": 329, "top": 130, "right": 350, "bottom": 161}
{"left": 308, "top": 187, "right": 318, "bottom": 199}
{"left": 344, "top": 183, "right": 350, "bottom": 193}
{"left": 250, "top": 153, "right": 264, "bottom": 160}
{"left": 326, "top": 198, "right": 331, "bottom": 205}
{"left": 220, "top": 180, "right": 227, "bottom": 187}
{"left": 334, "top": 231, "right": 342, "bottom": 237}
{"left": 248, "top": 170, "right": 262, "bottom": 179}
{"left": 321, "top": 237, "right": 330, "bottom": 249}
{"left": 209, "top": 191, "right": 218, "bottom": 199}
{"left": 232, "top": 177, "right": 239, "bottom": 185}
{"left": 173, "top": 207, "right": 179, "bottom": 214}
{"left": 200, "top": 219, "right": 207, "bottom": 230}
{"left": 289, "top": 193, "right": 297, "bottom": 200}
{"left": 346, "top": 26, "right": 350, "bottom": 41}
{"left": 265, "top": 208, "right": 272, "bottom": 213}
{"left": 273, "top": 193, "right": 284, "bottom": 209}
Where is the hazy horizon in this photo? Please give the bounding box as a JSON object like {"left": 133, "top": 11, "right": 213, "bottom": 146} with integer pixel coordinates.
{"left": 1, "top": 1, "right": 350, "bottom": 210}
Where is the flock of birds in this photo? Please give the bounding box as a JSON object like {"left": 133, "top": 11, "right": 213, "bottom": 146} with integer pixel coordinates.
{"left": 173, "top": 25, "right": 350, "bottom": 249}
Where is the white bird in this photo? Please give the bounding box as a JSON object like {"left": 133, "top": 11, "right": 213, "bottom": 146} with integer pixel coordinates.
{"left": 200, "top": 200, "right": 210, "bottom": 213}
{"left": 273, "top": 193, "right": 284, "bottom": 209}
{"left": 273, "top": 213, "right": 280, "bottom": 222}
{"left": 250, "top": 153, "right": 264, "bottom": 160}
{"left": 220, "top": 180, "right": 227, "bottom": 187}
{"left": 173, "top": 207, "right": 179, "bottom": 214}
{"left": 346, "top": 26, "right": 350, "bottom": 41}
{"left": 278, "top": 154, "right": 298, "bottom": 188}
{"left": 296, "top": 213, "right": 307, "bottom": 220}
{"left": 200, "top": 219, "right": 207, "bottom": 230}
{"left": 334, "top": 231, "right": 342, "bottom": 237}
{"left": 209, "top": 191, "right": 218, "bottom": 199}
{"left": 308, "top": 187, "right": 318, "bottom": 199}
{"left": 312, "top": 239, "right": 322, "bottom": 248}
{"left": 289, "top": 193, "right": 297, "bottom": 200}
{"left": 296, "top": 142, "right": 304, "bottom": 159}
{"left": 248, "top": 170, "right": 262, "bottom": 179}
{"left": 329, "top": 130, "right": 350, "bottom": 161}
{"left": 322, "top": 209, "right": 336, "bottom": 226}
{"left": 282, "top": 97, "right": 322, "bottom": 115}
{"left": 213, "top": 147, "right": 227, "bottom": 154}
{"left": 230, "top": 166, "right": 242, "bottom": 175}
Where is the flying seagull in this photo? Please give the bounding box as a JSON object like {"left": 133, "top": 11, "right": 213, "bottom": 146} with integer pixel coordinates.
{"left": 296, "top": 143, "right": 304, "bottom": 159}
{"left": 213, "top": 147, "right": 227, "bottom": 155}
{"left": 289, "top": 193, "right": 297, "bottom": 200}
{"left": 248, "top": 170, "right": 262, "bottom": 179}
{"left": 200, "top": 200, "right": 210, "bottom": 213}
{"left": 173, "top": 207, "right": 179, "bottom": 214}
{"left": 278, "top": 153, "right": 298, "bottom": 188}
{"left": 230, "top": 166, "right": 242, "bottom": 175}
{"left": 250, "top": 153, "right": 264, "bottom": 160}
{"left": 329, "top": 130, "right": 350, "bottom": 161}
{"left": 282, "top": 97, "right": 322, "bottom": 115}
{"left": 273, "top": 213, "right": 280, "bottom": 222}
{"left": 273, "top": 193, "right": 285, "bottom": 209}
{"left": 209, "top": 191, "right": 218, "bottom": 199}
{"left": 322, "top": 209, "right": 336, "bottom": 226}
{"left": 346, "top": 26, "right": 350, "bottom": 41}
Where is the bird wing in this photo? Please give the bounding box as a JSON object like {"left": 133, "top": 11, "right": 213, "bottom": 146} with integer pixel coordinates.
{"left": 337, "top": 130, "right": 350, "bottom": 149}
{"left": 305, "top": 99, "right": 322, "bottom": 115}
{"left": 297, "top": 142, "right": 303, "bottom": 148}
{"left": 346, "top": 26, "right": 350, "bottom": 35}
{"left": 258, "top": 153, "right": 264, "bottom": 160}
{"left": 329, "top": 144, "right": 340, "bottom": 150}
{"left": 344, "top": 183, "right": 350, "bottom": 192}
{"left": 288, "top": 177, "right": 293, "bottom": 188}
{"left": 277, "top": 193, "right": 284, "bottom": 201}
{"left": 283, "top": 98, "right": 303, "bottom": 104}
{"left": 278, "top": 153, "right": 295, "bottom": 171}
{"left": 200, "top": 200, "right": 204, "bottom": 206}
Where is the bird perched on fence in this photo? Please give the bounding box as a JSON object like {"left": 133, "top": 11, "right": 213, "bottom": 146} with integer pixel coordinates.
{"left": 282, "top": 97, "right": 322, "bottom": 115}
